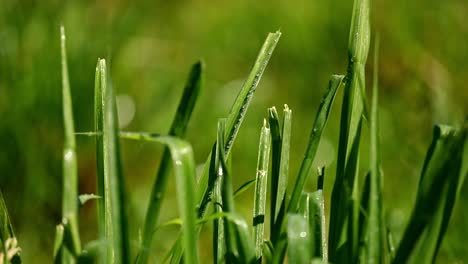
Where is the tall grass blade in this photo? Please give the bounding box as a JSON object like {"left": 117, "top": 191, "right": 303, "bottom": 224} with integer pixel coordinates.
{"left": 393, "top": 124, "right": 467, "bottom": 263}
{"left": 94, "top": 59, "right": 105, "bottom": 262}
{"left": 0, "top": 191, "right": 21, "bottom": 264}
{"left": 287, "top": 214, "right": 311, "bottom": 264}
{"left": 328, "top": 0, "right": 370, "bottom": 260}
{"left": 98, "top": 59, "right": 130, "bottom": 263}
{"left": 213, "top": 120, "right": 226, "bottom": 264}
{"left": 288, "top": 74, "right": 344, "bottom": 212}
{"left": 252, "top": 120, "right": 271, "bottom": 261}
{"left": 58, "top": 26, "right": 81, "bottom": 263}
{"left": 364, "top": 37, "right": 384, "bottom": 263}
{"left": 269, "top": 105, "right": 292, "bottom": 243}
{"left": 171, "top": 31, "right": 281, "bottom": 263}
{"left": 271, "top": 75, "right": 342, "bottom": 262}
{"left": 136, "top": 61, "right": 203, "bottom": 264}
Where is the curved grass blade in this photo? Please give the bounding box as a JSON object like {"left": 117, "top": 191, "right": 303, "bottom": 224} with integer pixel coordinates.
{"left": 171, "top": 31, "right": 281, "bottom": 263}
{"left": 213, "top": 120, "right": 226, "bottom": 264}
{"left": 119, "top": 133, "right": 199, "bottom": 264}
{"left": 329, "top": 0, "right": 370, "bottom": 260}
{"left": 233, "top": 179, "right": 256, "bottom": 198}
{"left": 252, "top": 120, "right": 271, "bottom": 261}
{"left": 0, "top": 191, "right": 21, "bottom": 264}
{"left": 393, "top": 124, "right": 467, "bottom": 263}
{"left": 136, "top": 61, "right": 204, "bottom": 264}
{"left": 287, "top": 214, "right": 311, "bottom": 264}
{"left": 58, "top": 25, "right": 81, "bottom": 263}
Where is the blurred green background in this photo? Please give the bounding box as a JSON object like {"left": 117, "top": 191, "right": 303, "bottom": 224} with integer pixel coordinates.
{"left": 1, "top": 0, "right": 467, "bottom": 262}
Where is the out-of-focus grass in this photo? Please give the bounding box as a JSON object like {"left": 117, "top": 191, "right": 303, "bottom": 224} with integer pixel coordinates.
{"left": 0, "top": 0, "right": 467, "bottom": 262}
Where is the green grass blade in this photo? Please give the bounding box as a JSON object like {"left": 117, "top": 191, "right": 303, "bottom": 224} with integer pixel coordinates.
{"left": 364, "top": 37, "right": 384, "bottom": 264}
{"left": 393, "top": 125, "right": 467, "bottom": 263}
{"left": 0, "top": 191, "right": 21, "bottom": 264}
{"left": 136, "top": 61, "right": 203, "bottom": 264}
{"left": 269, "top": 105, "right": 292, "bottom": 243}
{"left": 233, "top": 179, "right": 256, "bottom": 198}
{"left": 196, "top": 31, "right": 281, "bottom": 218}
{"left": 94, "top": 59, "right": 105, "bottom": 260}
{"left": 59, "top": 26, "right": 81, "bottom": 262}
{"left": 98, "top": 59, "right": 130, "bottom": 263}
{"left": 170, "top": 31, "right": 281, "bottom": 263}
{"left": 213, "top": 120, "right": 226, "bottom": 264}
{"left": 117, "top": 132, "right": 200, "bottom": 264}
{"left": 252, "top": 120, "right": 271, "bottom": 260}
{"left": 288, "top": 74, "right": 344, "bottom": 213}
{"left": 287, "top": 214, "right": 311, "bottom": 264}
{"left": 328, "top": 0, "right": 370, "bottom": 260}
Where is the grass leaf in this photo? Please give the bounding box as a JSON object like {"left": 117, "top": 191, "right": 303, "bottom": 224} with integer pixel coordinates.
{"left": 97, "top": 59, "right": 130, "bottom": 263}
{"left": 136, "top": 61, "right": 203, "bottom": 264}
{"left": 252, "top": 120, "right": 271, "bottom": 260}
{"left": 393, "top": 124, "right": 467, "bottom": 263}
{"left": 58, "top": 25, "right": 81, "bottom": 262}
{"left": 328, "top": 0, "right": 370, "bottom": 260}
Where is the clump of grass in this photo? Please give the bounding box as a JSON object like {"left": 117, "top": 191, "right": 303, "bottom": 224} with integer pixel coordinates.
{"left": 0, "top": 0, "right": 466, "bottom": 263}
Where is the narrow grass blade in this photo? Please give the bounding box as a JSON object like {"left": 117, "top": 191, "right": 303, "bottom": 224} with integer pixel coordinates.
{"left": 271, "top": 75, "right": 342, "bottom": 262}
{"left": 211, "top": 119, "right": 255, "bottom": 263}
{"left": 213, "top": 120, "right": 226, "bottom": 264}
{"left": 288, "top": 74, "right": 344, "bottom": 212}
{"left": 94, "top": 59, "right": 105, "bottom": 261}
{"left": 0, "top": 191, "right": 21, "bottom": 263}
{"left": 171, "top": 31, "right": 281, "bottom": 263}
{"left": 269, "top": 105, "right": 292, "bottom": 243}
{"left": 329, "top": 0, "right": 370, "bottom": 260}
{"left": 136, "top": 61, "right": 203, "bottom": 264}
{"left": 196, "top": 31, "right": 281, "bottom": 218}
{"left": 233, "top": 179, "right": 256, "bottom": 198}
{"left": 98, "top": 59, "right": 130, "bottom": 263}
{"left": 287, "top": 214, "right": 311, "bottom": 264}
{"left": 393, "top": 124, "right": 467, "bottom": 263}
{"left": 252, "top": 120, "right": 271, "bottom": 261}
{"left": 59, "top": 25, "right": 81, "bottom": 262}
{"left": 364, "top": 37, "right": 384, "bottom": 264}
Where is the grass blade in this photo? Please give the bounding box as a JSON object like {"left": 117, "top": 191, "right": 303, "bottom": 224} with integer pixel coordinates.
{"left": 0, "top": 191, "right": 21, "bottom": 264}
{"left": 58, "top": 26, "right": 81, "bottom": 262}
{"left": 287, "top": 214, "right": 311, "bottom": 264}
{"left": 117, "top": 132, "right": 200, "bottom": 264}
{"left": 252, "top": 120, "right": 271, "bottom": 261}
{"left": 393, "top": 124, "right": 467, "bottom": 263}
{"left": 98, "top": 59, "right": 130, "bottom": 263}
{"left": 271, "top": 75, "right": 343, "bottom": 262}
{"left": 288, "top": 74, "right": 344, "bottom": 212}
{"left": 170, "top": 31, "right": 281, "bottom": 263}
{"left": 269, "top": 105, "right": 292, "bottom": 243}
{"left": 328, "top": 0, "right": 370, "bottom": 260}
{"left": 136, "top": 61, "right": 203, "bottom": 264}
{"left": 213, "top": 120, "right": 226, "bottom": 264}
{"left": 94, "top": 59, "right": 105, "bottom": 261}
{"left": 363, "top": 37, "right": 384, "bottom": 264}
